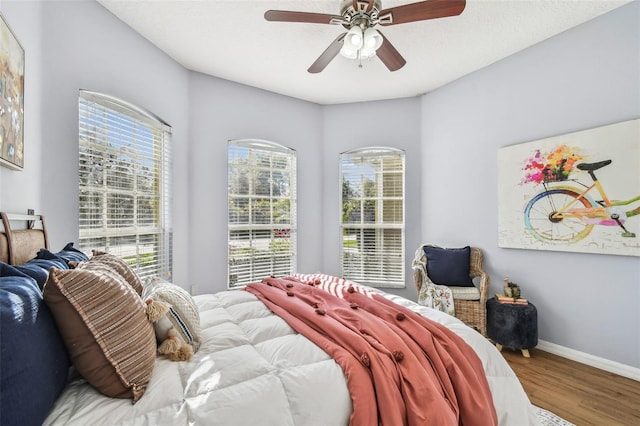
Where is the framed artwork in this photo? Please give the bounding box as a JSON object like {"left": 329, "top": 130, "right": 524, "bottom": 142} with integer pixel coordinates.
{"left": 498, "top": 119, "right": 639, "bottom": 257}
{"left": 0, "top": 12, "right": 24, "bottom": 170}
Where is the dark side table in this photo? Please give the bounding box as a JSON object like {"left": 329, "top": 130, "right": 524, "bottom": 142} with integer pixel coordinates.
{"left": 486, "top": 298, "right": 538, "bottom": 357}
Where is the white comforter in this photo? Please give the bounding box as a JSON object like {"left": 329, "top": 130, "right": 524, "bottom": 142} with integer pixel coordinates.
{"left": 44, "top": 288, "right": 540, "bottom": 426}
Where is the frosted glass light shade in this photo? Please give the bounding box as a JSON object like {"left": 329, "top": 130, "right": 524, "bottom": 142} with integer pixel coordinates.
{"left": 339, "top": 26, "right": 382, "bottom": 60}
{"left": 363, "top": 28, "right": 383, "bottom": 51}
{"left": 344, "top": 27, "right": 364, "bottom": 49}
{"left": 340, "top": 27, "right": 364, "bottom": 58}
{"left": 340, "top": 46, "right": 358, "bottom": 59}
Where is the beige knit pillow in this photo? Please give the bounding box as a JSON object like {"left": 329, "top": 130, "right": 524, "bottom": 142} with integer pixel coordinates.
{"left": 43, "top": 264, "right": 156, "bottom": 403}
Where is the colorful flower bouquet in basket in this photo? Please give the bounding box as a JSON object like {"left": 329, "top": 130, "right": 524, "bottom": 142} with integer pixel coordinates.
{"left": 521, "top": 144, "right": 585, "bottom": 185}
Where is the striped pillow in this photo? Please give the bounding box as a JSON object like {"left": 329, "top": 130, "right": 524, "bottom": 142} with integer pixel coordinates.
{"left": 43, "top": 263, "right": 156, "bottom": 403}
{"left": 142, "top": 278, "right": 201, "bottom": 354}
{"left": 292, "top": 273, "right": 374, "bottom": 299}
{"left": 87, "top": 252, "right": 144, "bottom": 295}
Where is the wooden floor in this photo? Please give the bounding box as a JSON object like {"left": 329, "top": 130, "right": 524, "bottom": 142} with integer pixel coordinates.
{"left": 502, "top": 348, "right": 640, "bottom": 425}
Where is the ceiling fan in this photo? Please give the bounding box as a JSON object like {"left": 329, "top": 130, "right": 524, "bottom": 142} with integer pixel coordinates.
{"left": 264, "top": 0, "right": 466, "bottom": 73}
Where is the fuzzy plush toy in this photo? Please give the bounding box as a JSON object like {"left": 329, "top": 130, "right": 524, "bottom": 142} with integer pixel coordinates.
{"left": 143, "top": 278, "right": 201, "bottom": 362}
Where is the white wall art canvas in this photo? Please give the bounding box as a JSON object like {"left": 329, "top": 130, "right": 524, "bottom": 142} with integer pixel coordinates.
{"left": 0, "top": 12, "right": 24, "bottom": 170}
{"left": 498, "top": 119, "right": 640, "bottom": 257}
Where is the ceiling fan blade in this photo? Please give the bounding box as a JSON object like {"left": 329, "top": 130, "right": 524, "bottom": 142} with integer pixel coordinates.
{"left": 308, "top": 33, "right": 346, "bottom": 73}
{"left": 378, "top": 0, "right": 466, "bottom": 26}
{"left": 376, "top": 32, "right": 406, "bottom": 71}
{"left": 265, "top": 10, "right": 344, "bottom": 25}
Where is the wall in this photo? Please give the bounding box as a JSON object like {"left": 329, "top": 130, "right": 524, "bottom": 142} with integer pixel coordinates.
{"left": 0, "top": 0, "right": 324, "bottom": 295}
{"left": 186, "top": 72, "right": 323, "bottom": 294}
{"left": 419, "top": 2, "right": 639, "bottom": 369}
{"left": 1, "top": 0, "right": 637, "bottom": 371}
{"left": 321, "top": 98, "right": 422, "bottom": 301}
{"left": 0, "top": 0, "right": 192, "bottom": 284}
{"left": 0, "top": 1, "right": 43, "bottom": 214}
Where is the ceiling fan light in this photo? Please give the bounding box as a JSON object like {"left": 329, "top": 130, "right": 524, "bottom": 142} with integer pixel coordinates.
{"left": 359, "top": 47, "right": 376, "bottom": 59}
{"left": 363, "top": 28, "right": 383, "bottom": 51}
{"left": 340, "top": 45, "right": 358, "bottom": 59}
{"left": 344, "top": 26, "right": 364, "bottom": 49}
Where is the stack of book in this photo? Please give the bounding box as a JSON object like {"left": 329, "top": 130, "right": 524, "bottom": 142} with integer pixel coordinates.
{"left": 495, "top": 294, "right": 528, "bottom": 305}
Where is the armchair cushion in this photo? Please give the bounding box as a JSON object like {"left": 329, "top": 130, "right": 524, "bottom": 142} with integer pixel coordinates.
{"left": 449, "top": 286, "right": 481, "bottom": 300}
{"left": 423, "top": 245, "right": 474, "bottom": 287}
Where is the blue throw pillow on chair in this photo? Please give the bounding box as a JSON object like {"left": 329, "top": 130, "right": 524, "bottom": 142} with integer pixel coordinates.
{"left": 423, "top": 245, "right": 475, "bottom": 287}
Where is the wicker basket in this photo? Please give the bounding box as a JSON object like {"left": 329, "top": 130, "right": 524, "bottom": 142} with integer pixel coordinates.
{"left": 413, "top": 245, "right": 489, "bottom": 336}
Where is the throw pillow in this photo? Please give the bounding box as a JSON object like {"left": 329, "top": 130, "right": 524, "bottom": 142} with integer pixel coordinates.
{"left": 143, "top": 277, "right": 201, "bottom": 361}
{"left": 423, "top": 245, "right": 474, "bottom": 287}
{"left": 87, "top": 251, "right": 144, "bottom": 295}
{"left": 292, "top": 273, "right": 374, "bottom": 298}
{"left": 36, "top": 242, "right": 89, "bottom": 267}
{"left": 15, "top": 257, "right": 69, "bottom": 289}
{"left": 1, "top": 263, "right": 70, "bottom": 425}
{"left": 43, "top": 263, "right": 156, "bottom": 403}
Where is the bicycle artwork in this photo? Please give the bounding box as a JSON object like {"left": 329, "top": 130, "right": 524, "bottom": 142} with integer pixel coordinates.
{"left": 498, "top": 119, "right": 640, "bottom": 257}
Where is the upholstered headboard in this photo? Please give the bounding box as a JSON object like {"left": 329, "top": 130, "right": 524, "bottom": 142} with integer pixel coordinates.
{"left": 0, "top": 212, "right": 49, "bottom": 266}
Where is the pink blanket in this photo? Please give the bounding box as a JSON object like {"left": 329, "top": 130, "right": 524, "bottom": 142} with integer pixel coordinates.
{"left": 246, "top": 277, "right": 497, "bottom": 426}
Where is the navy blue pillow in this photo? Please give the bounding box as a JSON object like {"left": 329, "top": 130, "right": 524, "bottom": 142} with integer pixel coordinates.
{"left": 0, "top": 262, "right": 70, "bottom": 425}
{"left": 423, "top": 245, "right": 474, "bottom": 287}
{"left": 15, "top": 258, "right": 68, "bottom": 290}
{"left": 36, "top": 242, "right": 89, "bottom": 267}
{"left": 13, "top": 263, "right": 48, "bottom": 290}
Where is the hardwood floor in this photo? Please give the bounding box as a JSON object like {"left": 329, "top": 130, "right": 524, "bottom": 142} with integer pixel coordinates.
{"left": 502, "top": 348, "right": 640, "bottom": 425}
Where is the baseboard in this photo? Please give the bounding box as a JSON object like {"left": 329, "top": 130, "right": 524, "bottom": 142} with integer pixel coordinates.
{"left": 537, "top": 339, "right": 640, "bottom": 382}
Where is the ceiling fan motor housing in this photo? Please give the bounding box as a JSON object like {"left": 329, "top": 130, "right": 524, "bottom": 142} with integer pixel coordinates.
{"left": 340, "top": 0, "right": 382, "bottom": 29}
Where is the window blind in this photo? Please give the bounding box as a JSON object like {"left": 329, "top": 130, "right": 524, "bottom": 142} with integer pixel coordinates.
{"left": 228, "top": 139, "right": 297, "bottom": 288}
{"left": 78, "top": 90, "right": 172, "bottom": 281}
{"left": 340, "top": 147, "right": 405, "bottom": 288}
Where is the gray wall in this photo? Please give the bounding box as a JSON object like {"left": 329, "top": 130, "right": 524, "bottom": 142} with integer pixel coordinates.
{"left": 0, "top": 0, "right": 638, "bottom": 369}
{"left": 321, "top": 98, "right": 422, "bottom": 301}
{"left": 0, "top": 0, "right": 192, "bottom": 285}
{"left": 186, "top": 72, "right": 323, "bottom": 293}
{"left": 419, "top": 2, "right": 639, "bottom": 368}
{"left": 0, "top": 1, "right": 43, "bottom": 216}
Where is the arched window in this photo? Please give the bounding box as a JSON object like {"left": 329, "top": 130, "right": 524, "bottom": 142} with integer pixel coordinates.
{"left": 340, "top": 147, "right": 405, "bottom": 288}
{"left": 78, "top": 90, "right": 172, "bottom": 280}
{"left": 228, "top": 139, "right": 297, "bottom": 288}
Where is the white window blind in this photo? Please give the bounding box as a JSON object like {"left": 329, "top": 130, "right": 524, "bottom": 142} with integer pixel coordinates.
{"left": 228, "top": 140, "right": 297, "bottom": 288}
{"left": 78, "top": 90, "right": 172, "bottom": 281}
{"left": 340, "top": 147, "right": 405, "bottom": 288}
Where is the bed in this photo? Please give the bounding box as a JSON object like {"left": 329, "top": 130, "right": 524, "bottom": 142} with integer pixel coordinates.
{"left": 0, "top": 212, "right": 540, "bottom": 425}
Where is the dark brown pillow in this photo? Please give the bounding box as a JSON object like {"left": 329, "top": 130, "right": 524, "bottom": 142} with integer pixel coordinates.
{"left": 43, "top": 264, "right": 156, "bottom": 402}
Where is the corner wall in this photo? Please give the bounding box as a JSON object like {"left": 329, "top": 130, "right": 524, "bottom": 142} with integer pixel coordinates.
{"left": 0, "top": 0, "right": 192, "bottom": 286}
{"left": 186, "top": 72, "right": 323, "bottom": 294}
{"left": 419, "top": 2, "right": 639, "bottom": 368}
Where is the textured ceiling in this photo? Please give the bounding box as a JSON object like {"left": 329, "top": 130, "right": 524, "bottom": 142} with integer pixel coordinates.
{"left": 97, "top": 0, "right": 631, "bottom": 105}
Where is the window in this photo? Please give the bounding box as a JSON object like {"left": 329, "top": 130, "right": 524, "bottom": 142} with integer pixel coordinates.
{"left": 78, "top": 90, "right": 172, "bottom": 281}
{"left": 340, "top": 147, "right": 405, "bottom": 288}
{"left": 228, "top": 140, "right": 297, "bottom": 288}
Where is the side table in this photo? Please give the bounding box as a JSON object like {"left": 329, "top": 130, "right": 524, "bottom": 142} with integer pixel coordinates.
{"left": 486, "top": 297, "right": 538, "bottom": 357}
